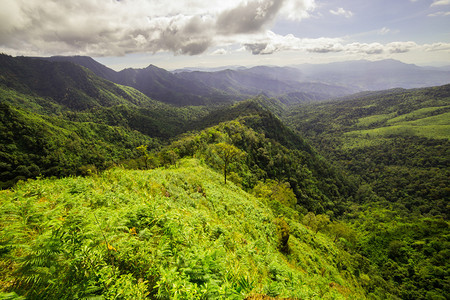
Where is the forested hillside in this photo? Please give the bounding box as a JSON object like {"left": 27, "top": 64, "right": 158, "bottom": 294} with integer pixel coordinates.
{"left": 286, "top": 85, "right": 450, "bottom": 299}
{"left": 286, "top": 85, "right": 449, "bottom": 218}
{"left": 0, "top": 55, "right": 448, "bottom": 299}
{"left": 0, "top": 54, "right": 210, "bottom": 188}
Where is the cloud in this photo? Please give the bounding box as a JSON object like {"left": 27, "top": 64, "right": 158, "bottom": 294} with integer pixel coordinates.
{"left": 1, "top": 0, "right": 449, "bottom": 63}
{"left": 378, "top": 27, "right": 391, "bottom": 35}
{"left": 239, "top": 32, "right": 435, "bottom": 58}
{"left": 280, "top": 0, "right": 316, "bottom": 20}
{"left": 0, "top": 0, "right": 316, "bottom": 57}
{"left": 305, "top": 39, "right": 344, "bottom": 53}
{"left": 216, "top": 0, "right": 283, "bottom": 34}
{"left": 422, "top": 42, "right": 450, "bottom": 52}
{"left": 345, "top": 42, "right": 384, "bottom": 54}
{"left": 244, "top": 43, "right": 271, "bottom": 54}
{"left": 329, "top": 7, "right": 353, "bottom": 18}
{"left": 431, "top": 0, "right": 450, "bottom": 6}
{"left": 428, "top": 11, "right": 450, "bottom": 16}
{"left": 240, "top": 32, "right": 343, "bottom": 55}
{"left": 211, "top": 48, "right": 228, "bottom": 55}
{"left": 386, "top": 41, "right": 417, "bottom": 53}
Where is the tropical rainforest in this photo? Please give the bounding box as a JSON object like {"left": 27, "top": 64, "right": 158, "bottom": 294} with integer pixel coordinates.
{"left": 0, "top": 54, "right": 448, "bottom": 299}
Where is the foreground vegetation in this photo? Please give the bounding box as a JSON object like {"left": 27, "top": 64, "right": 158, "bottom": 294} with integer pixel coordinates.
{"left": 0, "top": 158, "right": 368, "bottom": 299}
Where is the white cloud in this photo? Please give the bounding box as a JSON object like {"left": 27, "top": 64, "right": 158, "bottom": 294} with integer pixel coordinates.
{"left": 345, "top": 42, "right": 384, "bottom": 54}
{"left": 240, "top": 31, "right": 344, "bottom": 54}
{"left": 378, "top": 27, "right": 391, "bottom": 35}
{"left": 431, "top": 0, "right": 450, "bottom": 6}
{"left": 422, "top": 42, "right": 450, "bottom": 51}
{"left": 239, "top": 32, "right": 450, "bottom": 58}
{"left": 386, "top": 41, "right": 417, "bottom": 53}
{"left": 280, "top": 0, "right": 316, "bottom": 20}
{"left": 428, "top": 11, "right": 450, "bottom": 16}
{"left": 211, "top": 48, "right": 228, "bottom": 55}
{"left": 329, "top": 7, "right": 353, "bottom": 18}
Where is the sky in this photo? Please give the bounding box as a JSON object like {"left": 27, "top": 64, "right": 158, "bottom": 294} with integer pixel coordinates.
{"left": 1, "top": 0, "right": 449, "bottom": 70}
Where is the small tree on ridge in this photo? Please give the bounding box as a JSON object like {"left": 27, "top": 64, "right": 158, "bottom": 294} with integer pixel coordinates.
{"left": 212, "top": 142, "right": 245, "bottom": 184}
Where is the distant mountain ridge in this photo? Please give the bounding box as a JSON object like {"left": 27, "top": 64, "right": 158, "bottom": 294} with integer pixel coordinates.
{"left": 33, "top": 56, "right": 450, "bottom": 106}
{"left": 37, "top": 56, "right": 353, "bottom": 105}
{"left": 294, "top": 59, "right": 450, "bottom": 91}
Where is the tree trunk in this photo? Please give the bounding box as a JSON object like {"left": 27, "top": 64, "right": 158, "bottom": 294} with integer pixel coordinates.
{"left": 224, "top": 161, "right": 227, "bottom": 184}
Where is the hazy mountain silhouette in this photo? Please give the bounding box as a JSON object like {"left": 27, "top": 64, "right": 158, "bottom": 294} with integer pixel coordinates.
{"left": 37, "top": 56, "right": 450, "bottom": 106}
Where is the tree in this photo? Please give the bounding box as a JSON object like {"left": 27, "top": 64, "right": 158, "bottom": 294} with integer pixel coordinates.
{"left": 137, "top": 145, "right": 150, "bottom": 169}
{"left": 302, "top": 212, "right": 329, "bottom": 234}
{"left": 212, "top": 142, "right": 245, "bottom": 184}
{"left": 253, "top": 179, "right": 297, "bottom": 208}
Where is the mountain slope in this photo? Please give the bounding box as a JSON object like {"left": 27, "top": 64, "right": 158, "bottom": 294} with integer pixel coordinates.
{"left": 0, "top": 102, "right": 158, "bottom": 188}
{"left": 0, "top": 54, "right": 158, "bottom": 111}
{"left": 1, "top": 54, "right": 448, "bottom": 299}
{"left": 285, "top": 84, "right": 450, "bottom": 299}
{"left": 0, "top": 158, "right": 369, "bottom": 299}
{"left": 159, "top": 104, "right": 357, "bottom": 217}
{"left": 117, "top": 65, "right": 217, "bottom": 105}
{"left": 175, "top": 68, "right": 353, "bottom": 102}
{"left": 0, "top": 55, "right": 211, "bottom": 188}
{"left": 41, "top": 55, "right": 121, "bottom": 83}
{"left": 286, "top": 84, "right": 450, "bottom": 217}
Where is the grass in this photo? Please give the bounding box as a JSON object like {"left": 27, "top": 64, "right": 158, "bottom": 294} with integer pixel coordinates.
{"left": 395, "top": 111, "right": 450, "bottom": 126}
{"left": 387, "top": 106, "right": 450, "bottom": 124}
{"left": 345, "top": 125, "right": 449, "bottom": 140}
{"left": 346, "top": 110, "right": 450, "bottom": 141}
{"left": 0, "top": 158, "right": 367, "bottom": 299}
{"left": 355, "top": 113, "right": 395, "bottom": 127}
{"left": 339, "top": 136, "right": 392, "bottom": 150}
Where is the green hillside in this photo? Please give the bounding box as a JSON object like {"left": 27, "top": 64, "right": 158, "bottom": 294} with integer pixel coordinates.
{"left": 0, "top": 54, "right": 159, "bottom": 111}
{"left": 285, "top": 84, "right": 450, "bottom": 299}
{"left": 0, "top": 158, "right": 368, "bottom": 299}
{"left": 286, "top": 84, "right": 450, "bottom": 218}
{"left": 159, "top": 109, "right": 356, "bottom": 217}
{"left": 0, "top": 102, "right": 160, "bottom": 189}
{"left": 0, "top": 55, "right": 210, "bottom": 189}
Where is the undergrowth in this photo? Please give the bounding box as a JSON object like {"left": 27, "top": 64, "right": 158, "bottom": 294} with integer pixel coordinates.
{"left": 0, "top": 158, "right": 367, "bottom": 299}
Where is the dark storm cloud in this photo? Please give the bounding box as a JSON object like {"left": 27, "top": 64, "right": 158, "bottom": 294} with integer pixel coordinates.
{"left": 150, "top": 16, "right": 214, "bottom": 55}
{"left": 244, "top": 43, "right": 270, "bottom": 54}
{"left": 216, "top": 0, "right": 284, "bottom": 34}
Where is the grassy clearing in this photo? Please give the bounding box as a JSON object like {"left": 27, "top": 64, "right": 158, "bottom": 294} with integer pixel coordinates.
{"left": 355, "top": 113, "right": 395, "bottom": 127}
{"left": 387, "top": 106, "right": 450, "bottom": 124}
{"left": 395, "top": 111, "right": 450, "bottom": 127}
{"left": 339, "top": 136, "right": 392, "bottom": 150}
{"left": 346, "top": 111, "right": 450, "bottom": 141}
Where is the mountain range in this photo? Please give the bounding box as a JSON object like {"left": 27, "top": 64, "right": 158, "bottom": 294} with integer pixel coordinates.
{"left": 40, "top": 55, "right": 450, "bottom": 106}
